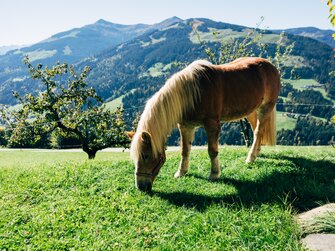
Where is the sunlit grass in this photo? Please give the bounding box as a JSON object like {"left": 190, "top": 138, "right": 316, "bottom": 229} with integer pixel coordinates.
{"left": 276, "top": 111, "right": 297, "bottom": 131}
{"left": 284, "top": 79, "right": 334, "bottom": 103}
{"left": 0, "top": 146, "right": 334, "bottom": 249}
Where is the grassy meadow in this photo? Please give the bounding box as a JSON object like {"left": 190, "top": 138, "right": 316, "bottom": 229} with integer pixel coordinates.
{"left": 0, "top": 146, "right": 334, "bottom": 250}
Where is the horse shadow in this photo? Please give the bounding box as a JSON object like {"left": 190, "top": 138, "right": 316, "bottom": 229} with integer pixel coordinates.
{"left": 154, "top": 155, "right": 335, "bottom": 212}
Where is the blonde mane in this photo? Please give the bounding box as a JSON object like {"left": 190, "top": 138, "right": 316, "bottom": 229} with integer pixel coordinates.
{"left": 130, "top": 60, "right": 213, "bottom": 161}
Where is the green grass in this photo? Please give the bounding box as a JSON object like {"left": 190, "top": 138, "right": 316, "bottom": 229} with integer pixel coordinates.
{"left": 276, "top": 111, "right": 329, "bottom": 130}
{"left": 303, "top": 210, "right": 335, "bottom": 235}
{"left": 141, "top": 63, "right": 166, "bottom": 78}
{"left": 284, "top": 79, "right": 334, "bottom": 103}
{"left": 284, "top": 79, "right": 321, "bottom": 91}
{"left": 140, "top": 62, "right": 175, "bottom": 78}
{"left": 26, "top": 49, "right": 57, "bottom": 62}
{"left": 279, "top": 78, "right": 334, "bottom": 124}
{"left": 1, "top": 146, "right": 334, "bottom": 250}
{"left": 104, "top": 96, "right": 124, "bottom": 111}
{"left": 104, "top": 89, "right": 135, "bottom": 111}
{"left": 7, "top": 104, "right": 23, "bottom": 111}
{"left": 281, "top": 56, "right": 307, "bottom": 68}
{"left": 140, "top": 35, "right": 166, "bottom": 48}
{"left": 189, "top": 28, "right": 246, "bottom": 43}
{"left": 276, "top": 111, "right": 297, "bottom": 131}
{"left": 189, "top": 27, "right": 281, "bottom": 45}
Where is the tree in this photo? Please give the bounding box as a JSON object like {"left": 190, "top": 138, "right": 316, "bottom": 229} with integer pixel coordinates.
{"left": 1, "top": 57, "right": 129, "bottom": 159}
{"left": 192, "top": 17, "right": 295, "bottom": 77}
{"left": 326, "top": 0, "right": 335, "bottom": 125}
{"left": 0, "top": 127, "right": 8, "bottom": 146}
{"left": 327, "top": 0, "right": 335, "bottom": 27}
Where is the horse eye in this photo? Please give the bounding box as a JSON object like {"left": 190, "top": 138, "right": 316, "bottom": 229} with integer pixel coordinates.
{"left": 141, "top": 154, "right": 149, "bottom": 160}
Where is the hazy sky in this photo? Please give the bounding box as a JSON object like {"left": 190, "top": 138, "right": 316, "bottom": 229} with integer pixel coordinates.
{"left": 1, "top": 0, "right": 333, "bottom": 46}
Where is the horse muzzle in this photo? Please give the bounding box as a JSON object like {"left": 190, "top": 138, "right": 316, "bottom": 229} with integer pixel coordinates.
{"left": 136, "top": 177, "right": 153, "bottom": 192}
{"left": 135, "top": 154, "right": 166, "bottom": 192}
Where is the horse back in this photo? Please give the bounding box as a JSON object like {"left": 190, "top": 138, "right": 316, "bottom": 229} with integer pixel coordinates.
{"left": 189, "top": 57, "right": 280, "bottom": 123}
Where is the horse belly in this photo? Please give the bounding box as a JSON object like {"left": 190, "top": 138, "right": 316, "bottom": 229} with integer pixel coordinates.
{"left": 184, "top": 91, "right": 261, "bottom": 125}
{"left": 201, "top": 83, "right": 263, "bottom": 123}
{"left": 220, "top": 97, "right": 262, "bottom": 122}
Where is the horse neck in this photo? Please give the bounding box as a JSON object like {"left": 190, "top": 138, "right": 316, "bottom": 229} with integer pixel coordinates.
{"left": 136, "top": 61, "right": 205, "bottom": 158}
{"left": 137, "top": 88, "right": 181, "bottom": 157}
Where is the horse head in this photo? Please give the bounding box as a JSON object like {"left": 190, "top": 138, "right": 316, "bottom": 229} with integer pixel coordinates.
{"left": 128, "top": 131, "right": 166, "bottom": 192}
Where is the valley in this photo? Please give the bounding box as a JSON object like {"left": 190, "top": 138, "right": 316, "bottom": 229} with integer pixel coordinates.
{"left": 0, "top": 17, "right": 334, "bottom": 146}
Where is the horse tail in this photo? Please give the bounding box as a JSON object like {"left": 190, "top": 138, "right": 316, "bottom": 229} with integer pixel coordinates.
{"left": 261, "top": 105, "right": 276, "bottom": 145}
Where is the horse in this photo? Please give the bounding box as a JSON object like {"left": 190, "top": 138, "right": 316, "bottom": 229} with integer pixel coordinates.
{"left": 128, "top": 57, "right": 280, "bottom": 192}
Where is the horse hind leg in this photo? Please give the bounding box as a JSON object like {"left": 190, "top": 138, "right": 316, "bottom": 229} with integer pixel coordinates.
{"left": 174, "top": 124, "right": 195, "bottom": 178}
{"left": 246, "top": 103, "right": 275, "bottom": 163}
{"left": 204, "top": 119, "right": 221, "bottom": 180}
{"left": 246, "top": 118, "right": 263, "bottom": 163}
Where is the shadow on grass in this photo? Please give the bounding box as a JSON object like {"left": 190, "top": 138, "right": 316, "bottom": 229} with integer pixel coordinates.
{"left": 155, "top": 155, "right": 335, "bottom": 212}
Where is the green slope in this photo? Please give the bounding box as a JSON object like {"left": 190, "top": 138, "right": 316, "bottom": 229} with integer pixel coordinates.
{"left": 1, "top": 146, "right": 334, "bottom": 249}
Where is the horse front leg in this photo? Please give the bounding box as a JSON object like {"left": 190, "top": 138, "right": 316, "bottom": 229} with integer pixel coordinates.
{"left": 204, "top": 119, "right": 221, "bottom": 180}
{"left": 174, "top": 124, "right": 195, "bottom": 178}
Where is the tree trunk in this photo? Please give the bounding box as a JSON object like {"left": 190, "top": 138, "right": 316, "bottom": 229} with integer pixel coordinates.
{"left": 82, "top": 143, "right": 97, "bottom": 160}
{"left": 87, "top": 151, "right": 96, "bottom": 159}
{"left": 240, "top": 118, "right": 252, "bottom": 147}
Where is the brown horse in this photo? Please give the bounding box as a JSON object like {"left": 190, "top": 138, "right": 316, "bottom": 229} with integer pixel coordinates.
{"left": 129, "top": 57, "right": 280, "bottom": 192}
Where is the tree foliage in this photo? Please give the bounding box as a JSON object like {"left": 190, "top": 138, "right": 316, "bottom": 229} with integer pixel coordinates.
{"left": 327, "top": 0, "right": 335, "bottom": 28}
{"left": 192, "top": 18, "right": 295, "bottom": 78}
{"left": 1, "top": 57, "right": 129, "bottom": 159}
{"left": 277, "top": 116, "right": 334, "bottom": 145}
{"left": 325, "top": 0, "right": 335, "bottom": 125}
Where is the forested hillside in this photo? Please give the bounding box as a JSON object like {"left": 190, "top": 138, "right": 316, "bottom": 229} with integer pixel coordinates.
{"left": 273, "top": 27, "right": 335, "bottom": 48}
{"left": 0, "top": 17, "right": 334, "bottom": 146}
{"left": 0, "top": 17, "right": 182, "bottom": 104}
{"left": 81, "top": 18, "right": 334, "bottom": 146}
{"left": 83, "top": 19, "right": 334, "bottom": 101}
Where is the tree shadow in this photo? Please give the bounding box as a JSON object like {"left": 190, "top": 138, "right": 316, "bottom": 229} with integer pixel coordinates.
{"left": 154, "top": 155, "right": 335, "bottom": 212}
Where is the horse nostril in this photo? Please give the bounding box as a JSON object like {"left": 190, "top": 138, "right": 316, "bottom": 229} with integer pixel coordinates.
{"left": 136, "top": 181, "right": 152, "bottom": 192}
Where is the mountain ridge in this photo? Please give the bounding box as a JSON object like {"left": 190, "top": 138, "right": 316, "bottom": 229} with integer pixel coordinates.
{"left": 0, "top": 17, "right": 183, "bottom": 66}
{"left": 66, "top": 18, "right": 332, "bottom": 118}
{"left": 0, "top": 17, "right": 334, "bottom": 106}
{"left": 272, "top": 26, "right": 335, "bottom": 48}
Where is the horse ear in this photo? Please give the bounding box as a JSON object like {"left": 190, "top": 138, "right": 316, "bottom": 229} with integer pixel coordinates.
{"left": 141, "top": 131, "right": 152, "bottom": 145}
{"left": 126, "top": 131, "right": 135, "bottom": 139}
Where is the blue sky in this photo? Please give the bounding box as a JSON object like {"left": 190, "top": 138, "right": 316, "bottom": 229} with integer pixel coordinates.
{"left": 0, "top": 0, "right": 333, "bottom": 46}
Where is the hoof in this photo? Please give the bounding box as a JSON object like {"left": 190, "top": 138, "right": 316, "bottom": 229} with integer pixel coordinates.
{"left": 174, "top": 170, "right": 187, "bottom": 178}
{"left": 246, "top": 155, "right": 256, "bottom": 163}
{"left": 209, "top": 172, "right": 221, "bottom": 180}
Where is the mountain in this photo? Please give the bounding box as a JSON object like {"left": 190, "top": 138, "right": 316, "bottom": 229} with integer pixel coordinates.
{"left": 273, "top": 27, "right": 335, "bottom": 48}
{"left": 1, "top": 17, "right": 334, "bottom": 146}
{"left": 0, "top": 17, "right": 334, "bottom": 106}
{"left": 0, "top": 17, "right": 182, "bottom": 104}
{"left": 1, "top": 17, "right": 182, "bottom": 65}
{"left": 0, "top": 45, "right": 25, "bottom": 56}
{"left": 79, "top": 18, "right": 334, "bottom": 101}
{"left": 74, "top": 18, "right": 334, "bottom": 146}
